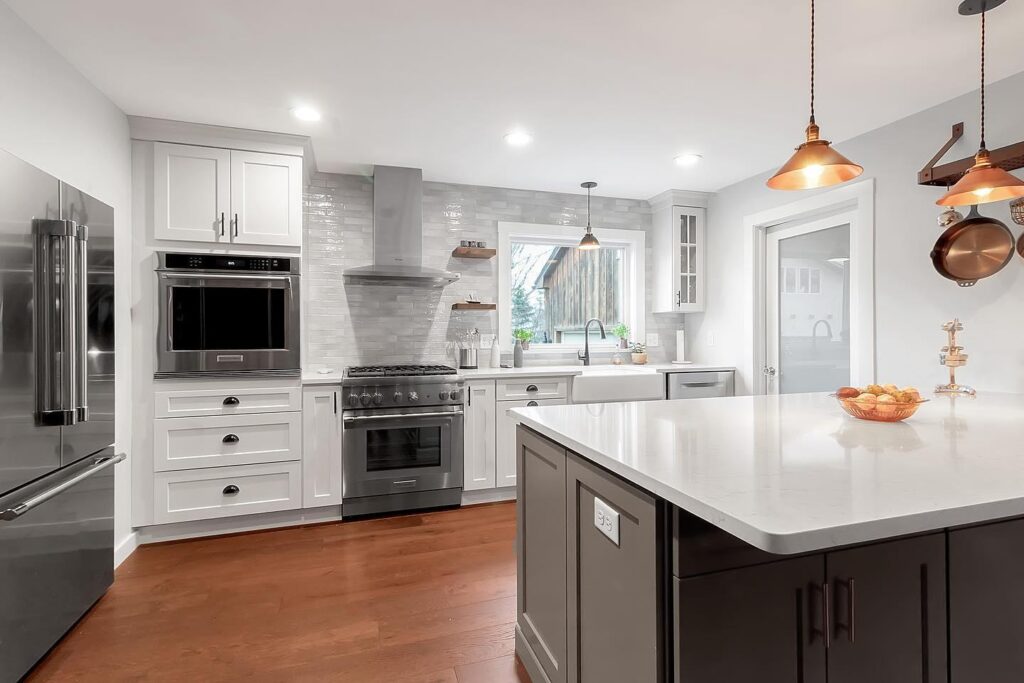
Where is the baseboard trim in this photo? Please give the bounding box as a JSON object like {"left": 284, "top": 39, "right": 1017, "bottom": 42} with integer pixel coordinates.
{"left": 114, "top": 531, "right": 139, "bottom": 568}
{"left": 462, "top": 487, "right": 517, "bottom": 506}
{"left": 136, "top": 506, "right": 344, "bottom": 545}
{"left": 515, "top": 625, "right": 552, "bottom": 683}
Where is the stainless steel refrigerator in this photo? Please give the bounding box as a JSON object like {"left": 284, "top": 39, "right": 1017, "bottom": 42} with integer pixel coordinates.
{"left": 0, "top": 147, "right": 120, "bottom": 682}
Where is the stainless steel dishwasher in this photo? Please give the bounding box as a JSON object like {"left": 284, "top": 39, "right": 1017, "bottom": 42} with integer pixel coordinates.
{"left": 666, "top": 371, "right": 735, "bottom": 399}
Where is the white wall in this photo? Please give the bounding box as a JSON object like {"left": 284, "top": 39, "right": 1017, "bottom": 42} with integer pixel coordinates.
{"left": 688, "top": 70, "right": 1024, "bottom": 395}
{"left": 0, "top": 3, "right": 133, "bottom": 558}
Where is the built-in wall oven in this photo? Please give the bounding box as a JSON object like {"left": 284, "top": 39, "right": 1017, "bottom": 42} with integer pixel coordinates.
{"left": 155, "top": 252, "right": 300, "bottom": 378}
{"left": 342, "top": 367, "right": 464, "bottom": 517}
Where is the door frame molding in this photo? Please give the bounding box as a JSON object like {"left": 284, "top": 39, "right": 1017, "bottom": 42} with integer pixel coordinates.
{"left": 744, "top": 179, "right": 875, "bottom": 395}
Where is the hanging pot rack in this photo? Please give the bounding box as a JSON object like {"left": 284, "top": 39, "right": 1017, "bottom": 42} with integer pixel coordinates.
{"left": 918, "top": 122, "right": 1024, "bottom": 187}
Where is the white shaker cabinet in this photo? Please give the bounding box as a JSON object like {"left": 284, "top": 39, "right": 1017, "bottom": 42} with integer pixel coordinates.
{"left": 301, "top": 386, "right": 343, "bottom": 508}
{"left": 153, "top": 142, "right": 231, "bottom": 243}
{"left": 496, "top": 397, "right": 566, "bottom": 487}
{"left": 652, "top": 196, "right": 708, "bottom": 313}
{"left": 151, "top": 142, "right": 302, "bottom": 247}
{"left": 464, "top": 380, "right": 497, "bottom": 491}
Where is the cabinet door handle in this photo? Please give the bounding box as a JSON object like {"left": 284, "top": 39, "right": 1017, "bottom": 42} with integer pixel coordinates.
{"left": 222, "top": 434, "right": 240, "bottom": 444}
{"left": 220, "top": 212, "right": 225, "bottom": 236}
{"left": 223, "top": 396, "right": 240, "bottom": 406}
{"left": 525, "top": 384, "right": 539, "bottom": 393}
{"left": 527, "top": 401, "right": 539, "bottom": 407}
{"left": 835, "top": 577, "right": 855, "bottom": 642}
{"left": 809, "top": 582, "right": 830, "bottom": 649}
{"left": 233, "top": 213, "right": 239, "bottom": 237}
{"left": 223, "top": 484, "right": 239, "bottom": 495}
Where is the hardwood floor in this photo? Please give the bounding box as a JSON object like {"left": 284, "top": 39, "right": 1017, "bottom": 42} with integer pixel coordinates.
{"left": 27, "top": 502, "right": 530, "bottom": 682}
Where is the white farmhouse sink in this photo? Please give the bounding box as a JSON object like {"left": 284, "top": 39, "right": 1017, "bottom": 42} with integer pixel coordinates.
{"left": 571, "top": 366, "right": 665, "bottom": 404}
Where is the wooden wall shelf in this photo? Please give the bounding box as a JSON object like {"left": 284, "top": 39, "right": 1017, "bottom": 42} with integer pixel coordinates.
{"left": 451, "top": 302, "right": 496, "bottom": 311}
{"left": 452, "top": 246, "right": 496, "bottom": 259}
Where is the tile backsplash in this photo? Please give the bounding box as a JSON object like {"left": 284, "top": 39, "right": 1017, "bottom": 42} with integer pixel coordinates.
{"left": 303, "top": 172, "right": 682, "bottom": 371}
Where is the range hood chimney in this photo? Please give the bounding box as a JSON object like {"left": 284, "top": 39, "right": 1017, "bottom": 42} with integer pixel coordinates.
{"left": 343, "top": 166, "right": 460, "bottom": 287}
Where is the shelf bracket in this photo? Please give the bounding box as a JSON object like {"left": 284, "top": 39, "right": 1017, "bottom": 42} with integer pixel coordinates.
{"left": 918, "top": 123, "right": 964, "bottom": 186}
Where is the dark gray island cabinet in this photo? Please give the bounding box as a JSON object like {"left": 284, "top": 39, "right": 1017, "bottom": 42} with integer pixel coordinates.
{"left": 515, "top": 425, "right": 1024, "bottom": 683}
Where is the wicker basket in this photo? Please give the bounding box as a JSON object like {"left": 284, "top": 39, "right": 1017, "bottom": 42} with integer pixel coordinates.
{"left": 1011, "top": 197, "right": 1024, "bottom": 226}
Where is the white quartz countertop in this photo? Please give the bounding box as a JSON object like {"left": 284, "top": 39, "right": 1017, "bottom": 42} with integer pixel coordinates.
{"left": 511, "top": 392, "right": 1024, "bottom": 555}
{"left": 302, "top": 363, "right": 734, "bottom": 384}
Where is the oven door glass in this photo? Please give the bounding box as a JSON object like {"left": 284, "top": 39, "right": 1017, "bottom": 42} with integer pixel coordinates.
{"left": 366, "top": 425, "right": 442, "bottom": 471}
{"left": 169, "top": 284, "right": 287, "bottom": 351}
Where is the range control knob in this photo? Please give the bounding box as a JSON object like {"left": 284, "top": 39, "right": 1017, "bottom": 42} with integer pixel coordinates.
{"left": 449, "top": 390, "right": 461, "bottom": 401}
{"left": 360, "top": 392, "right": 372, "bottom": 407}
{"left": 408, "top": 391, "right": 419, "bottom": 402}
{"left": 393, "top": 391, "right": 403, "bottom": 403}
{"left": 372, "top": 393, "right": 384, "bottom": 406}
{"left": 348, "top": 394, "right": 360, "bottom": 407}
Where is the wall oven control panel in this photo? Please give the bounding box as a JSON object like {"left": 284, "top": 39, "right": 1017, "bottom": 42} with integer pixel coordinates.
{"left": 162, "top": 252, "right": 296, "bottom": 273}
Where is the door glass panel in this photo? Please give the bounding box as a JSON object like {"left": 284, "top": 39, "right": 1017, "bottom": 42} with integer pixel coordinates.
{"left": 366, "top": 426, "right": 442, "bottom": 471}
{"left": 777, "top": 224, "right": 850, "bottom": 393}
{"left": 170, "top": 286, "right": 286, "bottom": 351}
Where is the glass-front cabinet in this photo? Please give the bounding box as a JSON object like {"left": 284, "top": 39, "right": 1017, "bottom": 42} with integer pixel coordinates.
{"left": 652, "top": 193, "right": 707, "bottom": 313}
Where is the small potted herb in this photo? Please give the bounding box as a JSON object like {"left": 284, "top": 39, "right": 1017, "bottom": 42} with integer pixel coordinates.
{"left": 513, "top": 328, "right": 535, "bottom": 351}
{"left": 630, "top": 342, "right": 648, "bottom": 365}
{"left": 611, "top": 323, "right": 630, "bottom": 349}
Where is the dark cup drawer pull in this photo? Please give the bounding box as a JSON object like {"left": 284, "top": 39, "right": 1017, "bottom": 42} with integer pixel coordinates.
{"left": 527, "top": 401, "right": 539, "bottom": 407}
{"left": 222, "top": 484, "right": 240, "bottom": 495}
{"left": 223, "top": 396, "right": 240, "bottom": 406}
{"left": 222, "top": 434, "right": 240, "bottom": 444}
{"left": 525, "top": 384, "right": 539, "bottom": 393}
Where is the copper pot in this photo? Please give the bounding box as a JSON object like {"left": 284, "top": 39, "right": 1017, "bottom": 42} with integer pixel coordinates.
{"left": 931, "top": 206, "right": 1014, "bottom": 287}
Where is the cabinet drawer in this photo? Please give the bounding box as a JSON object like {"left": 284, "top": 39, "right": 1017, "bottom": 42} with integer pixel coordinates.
{"left": 496, "top": 377, "right": 568, "bottom": 401}
{"left": 155, "top": 385, "right": 301, "bottom": 418}
{"left": 154, "top": 413, "right": 301, "bottom": 471}
{"left": 153, "top": 462, "right": 302, "bottom": 524}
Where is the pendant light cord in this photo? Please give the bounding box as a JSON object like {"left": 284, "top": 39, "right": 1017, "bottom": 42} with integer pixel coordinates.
{"left": 586, "top": 185, "right": 592, "bottom": 230}
{"left": 980, "top": 9, "right": 986, "bottom": 149}
{"left": 809, "top": 0, "right": 816, "bottom": 124}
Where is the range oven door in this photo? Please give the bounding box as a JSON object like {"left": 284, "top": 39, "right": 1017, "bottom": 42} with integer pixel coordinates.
{"left": 156, "top": 271, "right": 300, "bottom": 377}
{"left": 343, "top": 405, "right": 464, "bottom": 499}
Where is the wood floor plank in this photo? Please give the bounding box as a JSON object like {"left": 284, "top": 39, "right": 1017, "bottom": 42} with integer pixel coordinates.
{"left": 26, "top": 502, "right": 522, "bottom": 683}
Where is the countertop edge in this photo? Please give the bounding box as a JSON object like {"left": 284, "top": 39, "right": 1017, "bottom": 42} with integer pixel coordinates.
{"left": 512, "top": 411, "right": 1024, "bottom": 555}
{"left": 302, "top": 364, "right": 734, "bottom": 385}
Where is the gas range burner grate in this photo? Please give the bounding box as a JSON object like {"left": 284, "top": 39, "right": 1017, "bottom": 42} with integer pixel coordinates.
{"left": 346, "top": 364, "right": 458, "bottom": 378}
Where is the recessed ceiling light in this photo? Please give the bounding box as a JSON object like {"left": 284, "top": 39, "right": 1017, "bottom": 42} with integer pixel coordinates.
{"left": 675, "top": 153, "right": 703, "bottom": 167}
{"left": 504, "top": 130, "right": 533, "bottom": 147}
{"left": 291, "top": 106, "right": 321, "bottom": 122}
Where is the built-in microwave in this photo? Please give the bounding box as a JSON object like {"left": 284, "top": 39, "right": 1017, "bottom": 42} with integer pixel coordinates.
{"left": 155, "top": 252, "right": 300, "bottom": 378}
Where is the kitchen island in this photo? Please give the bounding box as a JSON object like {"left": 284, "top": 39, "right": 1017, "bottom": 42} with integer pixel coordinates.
{"left": 511, "top": 392, "right": 1024, "bottom": 683}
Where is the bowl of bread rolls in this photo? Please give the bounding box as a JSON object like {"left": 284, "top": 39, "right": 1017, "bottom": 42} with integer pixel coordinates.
{"left": 832, "top": 384, "right": 927, "bottom": 422}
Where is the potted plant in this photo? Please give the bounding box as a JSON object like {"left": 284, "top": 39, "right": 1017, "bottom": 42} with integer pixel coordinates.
{"left": 630, "top": 342, "right": 648, "bottom": 365}
{"left": 513, "top": 328, "right": 535, "bottom": 351}
{"left": 611, "top": 323, "right": 630, "bottom": 349}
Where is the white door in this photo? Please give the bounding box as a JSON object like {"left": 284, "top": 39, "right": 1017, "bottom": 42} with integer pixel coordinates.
{"left": 495, "top": 397, "right": 566, "bottom": 488}
{"left": 464, "top": 381, "right": 496, "bottom": 491}
{"left": 153, "top": 142, "right": 230, "bottom": 243}
{"left": 765, "top": 214, "right": 857, "bottom": 394}
{"left": 230, "top": 150, "right": 302, "bottom": 247}
{"left": 301, "top": 387, "right": 343, "bottom": 507}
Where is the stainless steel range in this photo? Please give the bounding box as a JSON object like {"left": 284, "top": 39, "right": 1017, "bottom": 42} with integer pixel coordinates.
{"left": 342, "top": 364, "right": 464, "bottom": 517}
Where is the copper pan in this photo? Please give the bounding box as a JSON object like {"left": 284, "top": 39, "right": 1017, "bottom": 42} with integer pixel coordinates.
{"left": 931, "top": 206, "right": 1014, "bottom": 287}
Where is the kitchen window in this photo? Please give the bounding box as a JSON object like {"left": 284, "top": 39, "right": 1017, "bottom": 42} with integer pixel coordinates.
{"left": 497, "top": 222, "right": 646, "bottom": 351}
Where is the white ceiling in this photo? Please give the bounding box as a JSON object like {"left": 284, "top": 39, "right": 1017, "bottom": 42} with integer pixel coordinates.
{"left": 7, "top": 0, "right": 1024, "bottom": 198}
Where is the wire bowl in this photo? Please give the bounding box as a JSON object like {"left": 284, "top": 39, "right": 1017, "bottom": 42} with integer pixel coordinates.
{"left": 833, "top": 396, "right": 929, "bottom": 423}
{"left": 1011, "top": 197, "right": 1024, "bottom": 227}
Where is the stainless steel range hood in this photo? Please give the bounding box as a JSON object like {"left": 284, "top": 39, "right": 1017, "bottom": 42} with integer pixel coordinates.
{"left": 343, "top": 166, "right": 460, "bottom": 287}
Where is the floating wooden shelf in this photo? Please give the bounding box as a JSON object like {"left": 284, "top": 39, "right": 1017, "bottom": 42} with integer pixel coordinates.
{"left": 451, "top": 246, "right": 496, "bottom": 259}
{"left": 451, "top": 302, "right": 496, "bottom": 311}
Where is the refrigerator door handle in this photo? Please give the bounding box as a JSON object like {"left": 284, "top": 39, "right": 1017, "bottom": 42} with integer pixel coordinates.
{"left": 74, "top": 223, "right": 89, "bottom": 422}
{"left": 0, "top": 453, "right": 124, "bottom": 521}
{"left": 32, "top": 218, "right": 78, "bottom": 426}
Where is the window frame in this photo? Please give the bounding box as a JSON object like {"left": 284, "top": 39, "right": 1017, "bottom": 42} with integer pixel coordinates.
{"left": 497, "top": 221, "right": 646, "bottom": 353}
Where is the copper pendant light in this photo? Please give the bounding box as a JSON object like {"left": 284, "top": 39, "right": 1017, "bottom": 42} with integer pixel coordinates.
{"left": 937, "top": 2, "right": 1024, "bottom": 206}
{"left": 767, "top": 0, "right": 863, "bottom": 191}
{"left": 578, "top": 182, "right": 600, "bottom": 250}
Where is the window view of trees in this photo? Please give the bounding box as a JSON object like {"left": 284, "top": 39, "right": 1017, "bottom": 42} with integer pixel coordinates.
{"left": 509, "top": 240, "right": 625, "bottom": 346}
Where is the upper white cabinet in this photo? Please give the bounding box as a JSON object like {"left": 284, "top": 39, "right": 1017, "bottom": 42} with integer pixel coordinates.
{"left": 301, "top": 386, "right": 343, "bottom": 508}
{"left": 651, "top": 191, "right": 710, "bottom": 314}
{"left": 153, "top": 143, "right": 231, "bottom": 243}
{"left": 152, "top": 142, "right": 302, "bottom": 247}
